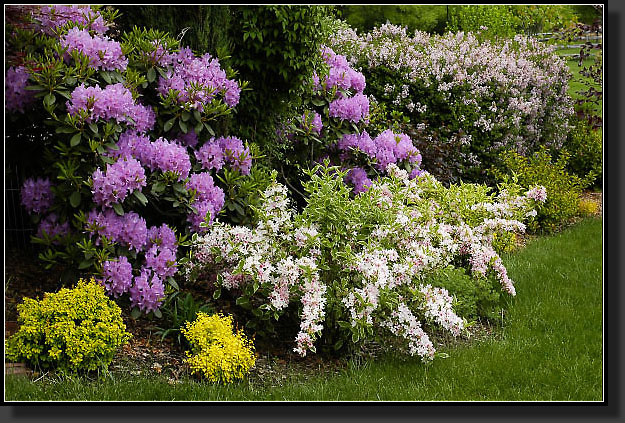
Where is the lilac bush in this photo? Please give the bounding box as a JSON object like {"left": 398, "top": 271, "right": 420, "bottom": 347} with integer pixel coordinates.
{"left": 327, "top": 23, "right": 574, "bottom": 183}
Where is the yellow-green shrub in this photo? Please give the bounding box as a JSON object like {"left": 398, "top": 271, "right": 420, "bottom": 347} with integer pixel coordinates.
{"left": 181, "top": 312, "right": 256, "bottom": 383}
{"left": 5, "top": 278, "right": 131, "bottom": 373}
{"left": 578, "top": 198, "right": 599, "bottom": 216}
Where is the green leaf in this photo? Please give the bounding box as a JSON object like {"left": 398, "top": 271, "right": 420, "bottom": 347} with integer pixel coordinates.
{"left": 213, "top": 288, "right": 221, "bottom": 300}
{"left": 88, "top": 122, "right": 99, "bottom": 134}
{"left": 204, "top": 122, "right": 215, "bottom": 136}
{"left": 44, "top": 93, "right": 56, "bottom": 106}
{"left": 55, "top": 126, "right": 77, "bottom": 134}
{"left": 113, "top": 203, "right": 124, "bottom": 216}
{"left": 133, "top": 190, "right": 148, "bottom": 206}
{"left": 164, "top": 117, "right": 175, "bottom": 132}
{"left": 70, "top": 132, "right": 81, "bottom": 147}
{"left": 167, "top": 277, "right": 179, "bottom": 290}
{"left": 153, "top": 308, "right": 162, "bottom": 318}
{"left": 69, "top": 191, "right": 81, "bottom": 208}
{"left": 147, "top": 67, "right": 156, "bottom": 83}
{"left": 193, "top": 110, "right": 202, "bottom": 122}
{"left": 311, "top": 98, "right": 325, "bottom": 107}
{"left": 178, "top": 119, "right": 188, "bottom": 134}
{"left": 181, "top": 111, "right": 191, "bottom": 122}
{"left": 236, "top": 296, "right": 250, "bottom": 306}
{"left": 78, "top": 259, "right": 92, "bottom": 269}
{"left": 130, "top": 307, "right": 141, "bottom": 319}
{"left": 333, "top": 339, "right": 344, "bottom": 351}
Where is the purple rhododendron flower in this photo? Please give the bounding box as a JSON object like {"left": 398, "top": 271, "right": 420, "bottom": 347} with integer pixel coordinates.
{"left": 61, "top": 27, "right": 127, "bottom": 71}
{"left": 21, "top": 177, "right": 54, "bottom": 214}
{"left": 102, "top": 256, "right": 134, "bottom": 298}
{"left": 345, "top": 167, "right": 372, "bottom": 194}
{"left": 147, "top": 223, "right": 177, "bottom": 251}
{"left": 33, "top": 5, "right": 109, "bottom": 35}
{"left": 129, "top": 267, "right": 165, "bottom": 313}
{"left": 36, "top": 213, "right": 70, "bottom": 243}
{"left": 91, "top": 156, "right": 146, "bottom": 208}
{"left": 6, "top": 66, "right": 36, "bottom": 113}
{"left": 329, "top": 93, "right": 370, "bottom": 123}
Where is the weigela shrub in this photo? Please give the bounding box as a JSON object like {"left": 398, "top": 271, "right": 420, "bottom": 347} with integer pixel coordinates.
{"left": 185, "top": 163, "right": 545, "bottom": 361}
{"left": 327, "top": 23, "right": 574, "bottom": 184}
{"left": 5, "top": 5, "right": 274, "bottom": 314}
{"left": 5, "top": 278, "right": 131, "bottom": 373}
{"left": 495, "top": 147, "right": 589, "bottom": 233}
{"left": 181, "top": 312, "right": 256, "bottom": 383}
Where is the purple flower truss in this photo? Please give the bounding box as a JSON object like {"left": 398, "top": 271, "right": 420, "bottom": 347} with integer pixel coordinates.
{"left": 146, "top": 223, "right": 178, "bottom": 251}
{"left": 33, "top": 5, "right": 109, "bottom": 35}
{"left": 87, "top": 209, "right": 148, "bottom": 252}
{"left": 5, "top": 66, "right": 36, "bottom": 113}
{"left": 101, "top": 255, "right": 134, "bottom": 298}
{"left": 157, "top": 47, "right": 241, "bottom": 111}
{"left": 345, "top": 167, "right": 373, "bottom": 194}
{"left": 91, "top": 156, "right": 147, "bottom": 208}
{"left": 21, "top": 177, "right": 54, "bottom": 214}
{"left": 61, "top": 27, "right": 127, "bottom": 71}
{"left": 318, "top": 46, "right": 366, "bottom": 94}
{"left": 129, "top": 267, "right": 165, "bottom": 313}
{"left": 144, "top": 245, "right": 178, "bottom": 278}
{"left": 66, "top": 83, "right": 155, "bottom": 132}
{"left": 36, "top": 213, "right": 71, "bottom": 243}
{"left": 301, "top": 111, "right": 323, "bottom": 135}
{"left": 142, "top": 137, "right": 192, "bottom": 181}
{"left": 195, "top": 136, "right": 251, "bottom": 175}
{"left": 328, "top": 93, "right": 370, "bottom": 123}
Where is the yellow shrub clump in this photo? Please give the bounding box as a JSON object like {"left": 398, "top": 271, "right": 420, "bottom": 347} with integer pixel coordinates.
{"left": 181, "top": 312, "right": 256, "bottom": 383}
{"left": 5, "top": 278, "right": 131, "bottom": 373}
{"left": 578, "top": 198, "right": 599, "bottom": 216}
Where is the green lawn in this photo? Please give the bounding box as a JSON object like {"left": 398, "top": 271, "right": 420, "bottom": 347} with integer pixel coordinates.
{"left": 5, "top": 217, "right": 603, "bottom": 401}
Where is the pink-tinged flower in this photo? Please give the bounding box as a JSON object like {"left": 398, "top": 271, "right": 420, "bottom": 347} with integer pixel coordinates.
{"left": 526, "top": 185, "right": 547, "bottom": 203}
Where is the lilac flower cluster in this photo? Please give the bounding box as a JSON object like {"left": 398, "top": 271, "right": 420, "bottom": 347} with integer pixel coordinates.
{"left": 33, "top": 5, "right": 109, "bottom": 35}
{"left": 61, "top": 27, "right": 128, "bottom": 71}
{"left": 195, "top": 136, "right": 252, "bottom": 175}
{"left": 157, "top": 47, "right": 241, "bottom": 111}
{"left": 5, "top": 66, "right": 36, "bottom": 113}
{"left": 186, "top": 172, "right": 226, "bottom": 232}
{"left": 66, "top": 83, "right": 155, "bottom": 133}
{"left": 20, "top": 177, "right": 54, "bottom": 214}
{"left": 91, "top": 156, "right": 146, "bottom": 208}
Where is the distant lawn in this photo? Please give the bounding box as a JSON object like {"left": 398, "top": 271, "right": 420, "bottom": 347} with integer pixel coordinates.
{"left": 5, "top": 218, "right": 603, "bottom": 401}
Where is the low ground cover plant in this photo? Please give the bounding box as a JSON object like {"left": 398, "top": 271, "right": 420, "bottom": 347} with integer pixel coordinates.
{"left": 5, "top": 278, "right": 132, "bottom": 373}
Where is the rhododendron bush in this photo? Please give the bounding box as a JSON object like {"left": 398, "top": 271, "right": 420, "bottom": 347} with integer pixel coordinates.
{"left": 326, "top": 23, "right": 574, "bottom": 184}
{"left": 185, "top": 163, "right": 546, "bottom": 360}
{"left": 5, "top": 5, "right": 272, "bottom": 315}
{"left": 275, "top": 46, "right": 424, "bottom": 197}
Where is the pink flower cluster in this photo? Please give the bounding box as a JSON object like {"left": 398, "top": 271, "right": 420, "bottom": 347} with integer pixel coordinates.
{"left": 5, "top": 66, "right": 36, "bottom": 113}
{"left": 61, "top": 27, "right": 128, "bottom": 71}
{"left": 91, "top": 156, "right": 146, "bottom": 208}
{"left": 20, "top": 177, "right": 54, "bottom": 214}
{"left": 66, "top": 83, "right": 155, "bottom": 133}
{"left": 157, "top": 47, "right": 241, "bottom": 111}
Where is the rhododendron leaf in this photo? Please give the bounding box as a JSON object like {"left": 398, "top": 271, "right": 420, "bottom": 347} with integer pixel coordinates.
{"left": 194, "top": 122, "right": 203, "bottom": 134}
{"left": 69, "top": 191, "right": 81, "bottom": 208}
{"left": 146, "top": 67, "right": 156, "bottom": 83}
{"left": 311, "top": 98, "right": 325, "bottom": 107}
{"left": 44, "top": 93, "right": 56, "bottom": 106}
{"left": 133, "top": 190, "right": 148, "bottom": 206}
{"left": 88, "top": 122, "right": 98, "bottom": 134}
{"left": 178, "top": 119, "right": 188, "bottom": 134}
{"left": 193, "top": 110, "right": 202, "bottom": 122}
{"left": 181, "top": 111, "right": 191, "bottom": 122}
{"left": 70, "top": 133, "right": 81, "bottom": 147}
{"left": 130, "top": 307, "right": 141, "bottom": 319}
{"left": 164, "top": 117, "right": 175, "bottom": 132}
{"left": 78, "top": 259, "right": 92, "bottom": 269}
{"left": 55, "top": 126, "right": 77, "bottom": 134}
{"left": 113, "top": 203, "right": 124, "bottom": 216}
{"left": 204, "top": 123, "right": 215, "bottom": 136}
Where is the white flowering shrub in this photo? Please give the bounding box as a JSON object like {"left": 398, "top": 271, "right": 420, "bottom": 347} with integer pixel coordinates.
{"left": 185, "top": 164, "right": 546, "bottom": 361}
{"left": 327, "top": 23, "right": 574, "bottom": 184}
